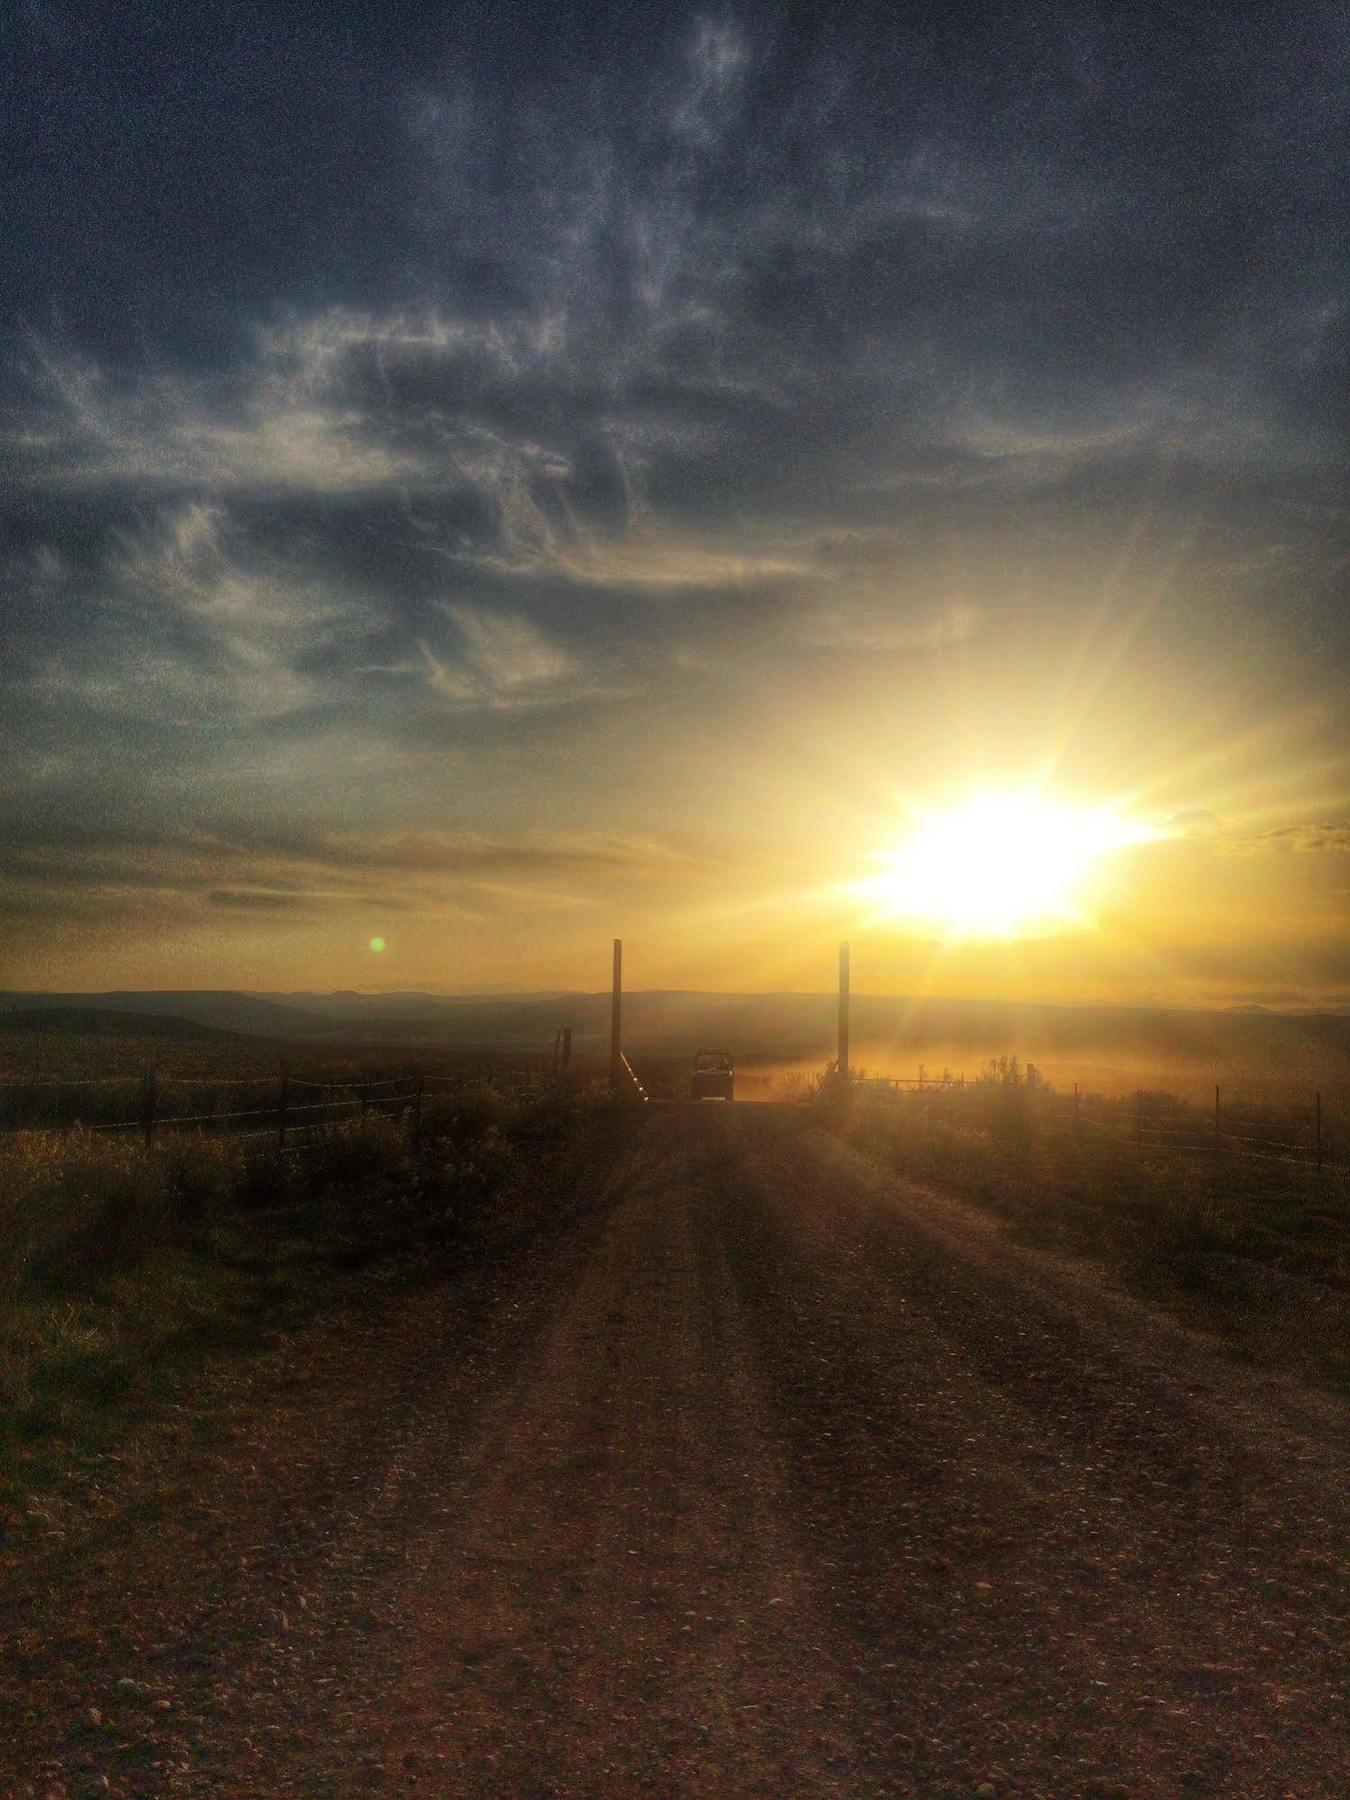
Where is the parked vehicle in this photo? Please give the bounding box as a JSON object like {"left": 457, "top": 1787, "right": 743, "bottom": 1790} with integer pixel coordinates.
{"left": 691, "top": 1050, "right": 734, "bottom": 1101}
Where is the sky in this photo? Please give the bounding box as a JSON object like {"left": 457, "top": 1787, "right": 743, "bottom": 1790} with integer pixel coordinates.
{"left": 2, "top": 1, "right": 1347, "bottom": 1006}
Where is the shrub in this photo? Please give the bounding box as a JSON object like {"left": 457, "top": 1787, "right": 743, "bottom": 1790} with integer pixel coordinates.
{"left": 420, "top": 1083, "right": 506, "bottom": 1149}
{"left": 234, "top": 1146, "right": 301, "bottom": 1210}
{"left": 303, "top": 1113, "right": 419, "bottom": 1249}
{"left": 1, "top": 1128, "right": 174, "bottom": 1287}
{"left": 502, "top": 1088, "right": 579, "bottom": 1150}
{"left": 306, "top": 1111, "right": 413, "bottom": 1197}
{"left": 159, "top": 1134, "right": 243, "bottom": 1221}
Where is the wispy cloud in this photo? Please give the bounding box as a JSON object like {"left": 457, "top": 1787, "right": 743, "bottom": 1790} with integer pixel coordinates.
{"left": 0, "top": 821, "right": 705, "bottom": 932}
{"left": 1215, "top": 821, "right": 1350, "bottom": 856}
{"left": 416, "top": 605, "right": 598, "bottom": 711}
{"left": 794, "top": 601, "right": 981, "bottom": 655}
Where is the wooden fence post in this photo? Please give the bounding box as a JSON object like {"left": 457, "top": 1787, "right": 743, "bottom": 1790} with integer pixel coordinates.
{"left": 1135, "top": 1090, "right": 1143, "bottom": 1147}
{"left": 414, "top": 1068, "right": 424, "bottom": 1151}
{"left": 1315, "top": 1089, "right": 1322, "bottom": 1175}
{"left": 610, "top": 938, "right": 623, "bottom": 1094}
{"left": 1214, "top": 1082, "right": 1221, "bottom": 1149}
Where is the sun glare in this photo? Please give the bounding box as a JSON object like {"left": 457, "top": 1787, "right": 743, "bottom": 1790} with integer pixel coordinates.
{"left": 369, "top": 936, "right": 387, "bottom": 953}
{"left": 858, "top": 792, "right": 1159, "bottom": 940}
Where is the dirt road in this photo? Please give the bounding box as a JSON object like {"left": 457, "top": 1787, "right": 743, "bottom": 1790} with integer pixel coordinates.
{"left": 5, "top": 1106, "right": 1346, "bottom": 1797}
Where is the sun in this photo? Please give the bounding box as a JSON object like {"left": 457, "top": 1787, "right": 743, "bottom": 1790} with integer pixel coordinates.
{"left": 857, "top": 791, "right": 1158, "bottom": 940}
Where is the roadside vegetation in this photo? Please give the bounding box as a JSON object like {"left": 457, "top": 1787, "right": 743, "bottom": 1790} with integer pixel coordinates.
{"left": 0, "top": 1076, "right": 634, "bottom": 1525}
{"left": 819, "top": 1060, "right": 1349, "bottom": 1388}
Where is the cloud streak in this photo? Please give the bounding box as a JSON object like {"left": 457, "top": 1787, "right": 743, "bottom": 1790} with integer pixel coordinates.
{"left": 0, "top": 821, "right": 706, "bottom": 936}
{"left": 1, "top": 3, "right": 1346, "bottom": 996}
{"left": 1216, "top": 822, "right": 1350, "bottom": 857}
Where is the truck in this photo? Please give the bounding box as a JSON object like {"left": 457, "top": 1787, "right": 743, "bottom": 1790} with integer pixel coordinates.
{"left": 691, "top": 1050, "right": 734, "bottom": 1101}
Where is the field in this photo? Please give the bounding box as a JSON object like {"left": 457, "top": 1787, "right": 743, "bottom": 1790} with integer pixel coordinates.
{"left": 812, "top": 1064, "right": 1348, "bottom": 1389}
{"left": 4, "top": 1021, "right": 1345, "bottom": 1528}
{"left": 0, "top": 1023, "right": 635, "bottom": 1523}
{"left": 1, "top": 1027, "right": 1345, "bottom": 1794}
{"left": 3, "top": 1099, "right": 1345, "bottom": 1797}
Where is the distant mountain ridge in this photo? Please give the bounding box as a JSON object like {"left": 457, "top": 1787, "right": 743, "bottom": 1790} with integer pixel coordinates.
{"left": 260, "top": 990, "right": 568, "bottom": 1020}
{"left": 1, "top": 991, "right": 329, "bottom": 1040}
{"left": 4, "top": 988, "right": 1348, "bottom": 1078}
{"left": 6, "top": 1005, "right": 255, "bottom": 1043}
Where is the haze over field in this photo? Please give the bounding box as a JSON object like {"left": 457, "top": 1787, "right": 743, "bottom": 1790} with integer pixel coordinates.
{"left": 3, "top": 3, "right": 1347, "bottom": 1009}
{"left": 5, "top": 987, "right": 1349, "bottom": 1103}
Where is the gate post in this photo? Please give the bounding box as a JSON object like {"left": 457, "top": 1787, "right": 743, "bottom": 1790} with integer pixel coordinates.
{"left": 610, "top": 939, "right": 623, "bottom": 1093}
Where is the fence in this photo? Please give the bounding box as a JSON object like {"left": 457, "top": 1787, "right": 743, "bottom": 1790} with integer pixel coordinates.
{"left": 0, "top": 1064, "right": 563, "bottom": 1155}
{"left": 851, "top": 1074, "right": 1343, "bottom": 1174}
{"left": 855, "top": 1073, "right": 966, "bottom": 1094}
{"left": 616, "top": 1052, "right": 649, "bottom": 1103}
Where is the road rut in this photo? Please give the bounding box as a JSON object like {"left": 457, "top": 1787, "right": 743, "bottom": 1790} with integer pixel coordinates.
{"left": 4, "top": 1106, "right": 1345, "bottom": 1797}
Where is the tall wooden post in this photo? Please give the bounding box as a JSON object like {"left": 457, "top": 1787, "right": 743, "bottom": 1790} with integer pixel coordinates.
{"left": 837, "top": 940, "right": 850, "bottom": 1083}
{"left": 610, "top": 938, "right": 623, "bottom": 1092}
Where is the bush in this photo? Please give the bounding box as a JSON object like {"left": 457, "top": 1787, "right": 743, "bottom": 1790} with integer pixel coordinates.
{"left": 0, "top": 1129, "right": 269, "bottom": 1296}
{"left": 420, "top": 1083, "right": 506, "bottom": 1148}
{"left": 233, "top": 1146, "right": 301, "bottom": 1211}
{"left": 502, "top": 1088, "right": 579, "bottom": 1150}
{"left": 159, "top": 1134, "right": 244, "bottom": 1221}
{"left": 300, "top": 1112, "right": 416, "bottom": 1248}
{"left": 1, "top": 1129, "right": 174, "bottom": 1287}
{"left": 0, "top": 1083, "right": 601, "bottom": 1297}
{"left": 306, "top": 1111, "right": 413, "bottom": 1197}
{"left": 416, "top": 1127, "right": 516, "bottom": 1242}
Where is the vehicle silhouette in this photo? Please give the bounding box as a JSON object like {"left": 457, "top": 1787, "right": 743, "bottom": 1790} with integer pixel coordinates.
{"left": 691, "top": 1050, "right": 734, "bottom": 1100}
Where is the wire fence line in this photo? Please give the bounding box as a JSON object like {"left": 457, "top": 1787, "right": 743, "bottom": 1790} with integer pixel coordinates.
{"left": 855, "top": 1076, "right": 1343, "bottom": 1173}
{"left": 617, "top": 1052, "right": 649, "bottom": 1103}
{"left": 3, "top": 1054, "right": 1343, "bottom": 1173}
{"left": 0, "top": 1072, "right": 286, "bottom": 1089}
{"left": 0, "top": 1064, "right": 563, "bottom": 1151}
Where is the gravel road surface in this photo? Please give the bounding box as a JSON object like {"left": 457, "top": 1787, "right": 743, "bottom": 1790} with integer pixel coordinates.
{"left": 4, "top": 1105, "right": 1345, "bottom": 1797}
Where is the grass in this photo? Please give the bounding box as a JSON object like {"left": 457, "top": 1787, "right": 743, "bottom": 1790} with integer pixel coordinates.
{"left": 0, "top": 1083, "right": 637, "bottom": 1526}
{"left": 0, "top": 1025, "right": 566, "bottom": 1122}
{"left": 822, "top": 1073, "right": 1349, "bottom": 1389}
